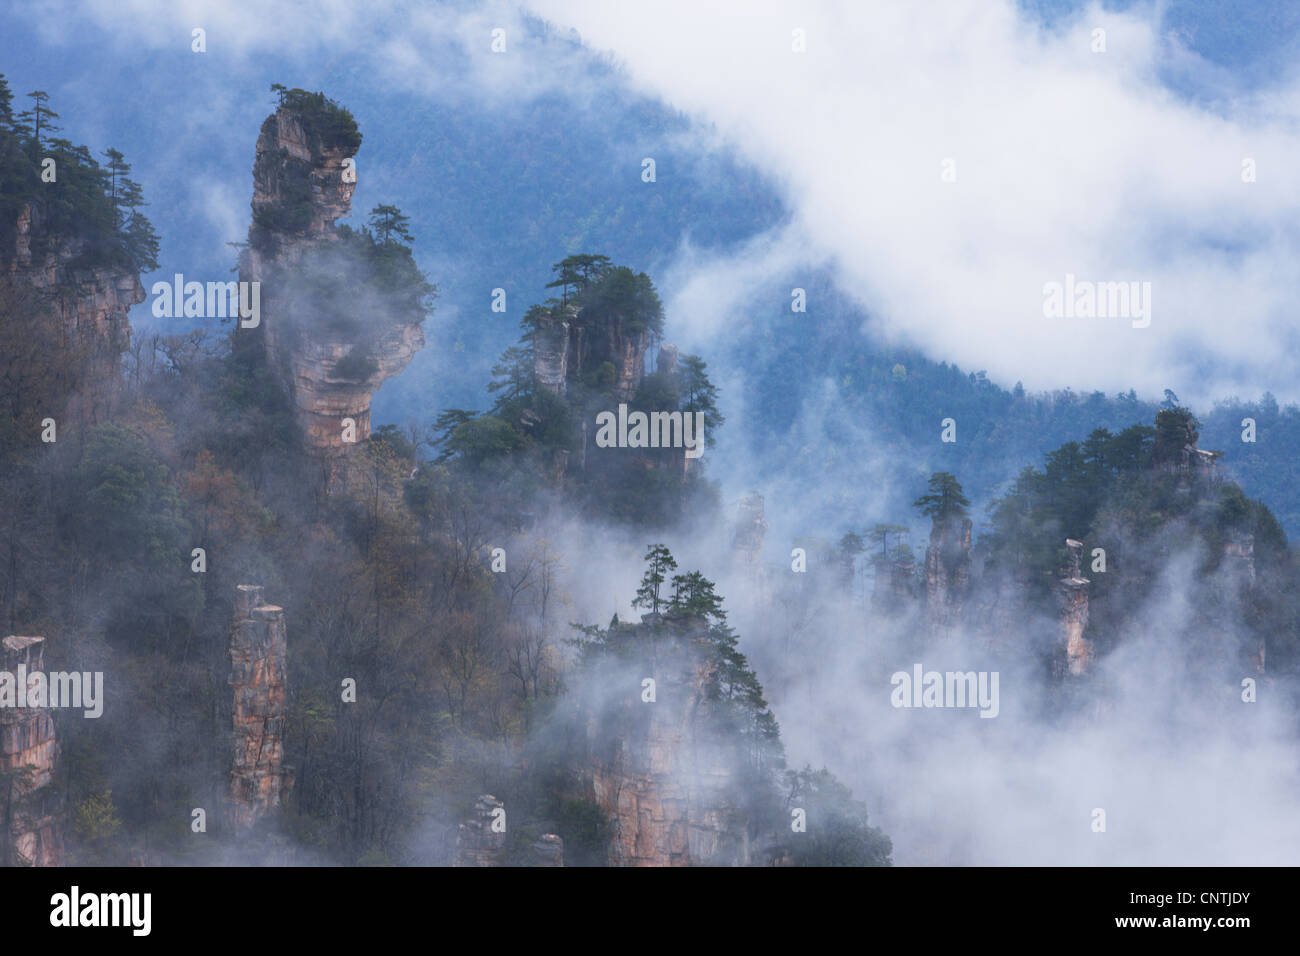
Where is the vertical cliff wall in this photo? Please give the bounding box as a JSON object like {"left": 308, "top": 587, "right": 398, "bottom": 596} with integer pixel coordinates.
{"left": 239, "top": 106, "right": 425, "bottom": 456}
{"left": 228, "top": 585, "right": 292, "bottom": 830}
{"left": 3, "top": 201, "right": 144, "bottom": 423}
{"left": 924, "top": 516, "right": 972, "bottom": 639}
{"left": 0, "top": 635, "right": 63, "bottom": 866}
{"left": 579, "top": 628, "right": 758, "bottom": 867}
{"left": 531, "top": 303, "right": 666, "bottom": 405}
{"left": 1056, "top": 539, "right": 1092, "bottom": 676}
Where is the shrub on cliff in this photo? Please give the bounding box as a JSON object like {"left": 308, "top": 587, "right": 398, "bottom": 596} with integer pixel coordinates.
{"left": 270, "top": 84, "right": 362, "bottom": 152}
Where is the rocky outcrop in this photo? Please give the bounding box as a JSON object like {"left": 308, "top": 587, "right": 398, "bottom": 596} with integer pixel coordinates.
{"left": 453, "top": 794, "right": 508, "bottom": 866}
{"left": 1056, "top": 539, "right": 1091, "bottom": 676}
{"left": 450, "top": 795, "right": 564, "bottom": 866}
{"left": 924, "top": 516, "right": 972, "bottom": 639}
{"left": 239, "top": 105, "right": 424, "bottom": 456}
{"left": 531, "top": 832, "right": 564, "bottom": 866}
{"left": 228, "top": 585, "right": 292, "bottom": 831}
{"left": 530, "top": 304, "right": 661, "bottom": 403}
{"left": 533, "top": 307, "right": 574, "bottom": 397}
{"left": 0, "top": 635, "right": 63, "bottom": 867}
{"left": 3, "top": 201, "right": 144, "bottom": 421}
{"left": 1153, "top": 408, "right": 1220, "bottom": 481}
{"left": 580, "top": 622, "right": 756, "bottom": 867}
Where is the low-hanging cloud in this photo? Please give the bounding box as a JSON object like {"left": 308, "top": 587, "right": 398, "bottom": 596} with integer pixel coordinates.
{"left": 526, "top": 0, "right": 1300, "bottom": 405}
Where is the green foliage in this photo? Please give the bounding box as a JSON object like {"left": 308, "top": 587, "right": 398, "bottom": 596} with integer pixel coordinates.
{"left": 369, "top": 424, "right": 415, "bottom": 460}
{"left": 1153, "top": 406, "right": 1200, "bottom": 465}
{"left": 252, "top": 157, "right": 314, "bottom": 241}
{"left": 270, "top": 84, "right": 362, "bottom": 152}
{"left": 444, "top": 415, "right": 522, "bottom": 464}
{"left": 368, "top": 204, "right": 413, "bottom": 246}
{"left": 0, "top": 83, "right": 157, "bottom": 273}
{"left": 632, "top": 543, "right": 676, "bottom": 614}
{"left": 779, "top": 768, "right": 892, "bottom": 866}
{"left": 576, "top": 265, "right": 665, "bottom": 336}
{"left": 678, "top": 353, "right": 724, "bottom": 444}
{"left": 434, "top": 255, "right": 718, "bottom": 528}
{"left": 547, "top": 797, "right": 611, "bottom": 867}
{"left": 66, "top": 423, "right": 190, "bottom": 567}
{"left": 545, "top": 253, "right": 612, "bottom": 303}
{"left": 913, "top": 471, "right": 970, "bottom": 522}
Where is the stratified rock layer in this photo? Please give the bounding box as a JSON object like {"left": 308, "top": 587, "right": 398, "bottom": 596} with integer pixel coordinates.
{"left": 1, "top": 635, "right": 63, "bottom": 866}
{"left": 1056, "top": 539, "right": 1091, "bottom": 676}
{"left": 4, "top": 201, "right": 144, "bottom": 422}
{"left": 582, "top": 630, "right": 752, "bottom": 867}
{"left": 239, "top": 107, "right": 424, "bottom": 455}
{"left": 228, "top": 585, "right": 292, "bottom": 830}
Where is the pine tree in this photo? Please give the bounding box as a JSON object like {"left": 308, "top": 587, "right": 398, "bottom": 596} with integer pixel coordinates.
{"left": 632, "top": 543, "right": 677, "bottom": 615}
{"left": 368, "top": 204, "right": 413, "bottom": 246}
{"left": 0, "top": 75, "right": 14, "bottom": 131}
{"left": 18, "top": 90, "right": 60, "bottom": 153}
{"left": 913, "top": 471, "right": 970, "bottom": 523}
{"left": 678, "top": 353, "right": 724, "bottom": 442}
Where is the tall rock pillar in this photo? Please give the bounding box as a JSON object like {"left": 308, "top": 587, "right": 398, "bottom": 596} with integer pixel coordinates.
{"left": 228, "top": 585, "right": 292, "bottom": 830}
{"left": 1, "top": 635, "right": 63, "bottom": 866}
{"left": 924, "top": 515, "right": 972, "bottom": 639}
{"left": 1056, "top": 539, "right": 1092, "bottom": 676}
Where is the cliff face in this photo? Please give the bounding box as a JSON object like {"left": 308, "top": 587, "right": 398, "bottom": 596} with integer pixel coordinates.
{"left": 4, "top": 201, "right": 144, "bottom": 418}
{"left": 532, "top": 306, "right": 661, "bottom": 403}
{"left": 239, "top": 107, "right": 424, "bottom": 455}
{"left": 227, "top": 585, "right": 292, "bottom": 830}
{"left": 924, "top": 516, "right": 972, "bottom": 639}
{"left": 0, "top": 635, "right": 63, "bottom": 867}
{"left": 580, "top": 628, "right": 755, "bottom": 867}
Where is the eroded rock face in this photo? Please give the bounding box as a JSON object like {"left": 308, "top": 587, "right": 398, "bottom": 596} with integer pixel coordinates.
{"left": 453, "top": 794, "right": 507, "bottom": 867}
{"left": 1, "top": 635, "right": 63, "bottom": 867}
{"left": 4, "top": 201, "right": 144, "bottom": 417}
{"left": 239, "top": 107, "right": 425, "bottom": 456}
{"left": 924, "top": 516, "right": 972, "bottom": 639}
{"left": 533, "top": 309, "right": 573, "bottom": 397}
{"left": 1056, "top": 539, "right": 1092, "bottom": 676}
{"left": 582, "top": 632, "right": 752, "bottom": 867}
{"left": 531, "top": 833, "right": 564, "bottom": 867}
{"left": 228, "top": 585, "right": 292, "bottom": 830}
{"left": 531, "top": 304, "right": 662, "bottom": 403}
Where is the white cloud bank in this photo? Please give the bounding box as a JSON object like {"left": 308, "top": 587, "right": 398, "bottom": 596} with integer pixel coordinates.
{"left": 527, "top": 0, "right": 1300, "bottom": 403}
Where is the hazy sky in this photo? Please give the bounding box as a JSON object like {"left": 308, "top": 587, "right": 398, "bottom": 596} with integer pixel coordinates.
{"left": 10, "top": 0, "right": 1300, "bottom": 405}
{"left": 526, "top": 0, "right": 1300, "bottom": 404}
